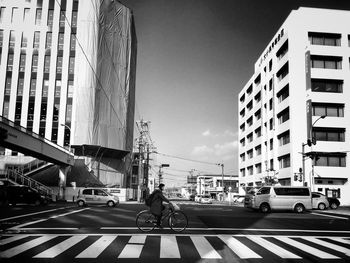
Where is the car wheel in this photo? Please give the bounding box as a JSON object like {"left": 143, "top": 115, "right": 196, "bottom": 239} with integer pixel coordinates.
{"left": 77, "top": 200, "right": 85, "bottom": 207}
{"left": 107, "top": 201, "right": 115, "bottom": 207}
{"left": 294, "top": 203, "right": 305, "bottom": 213}
{"left": 318, "top": 203, "right": 326, "bottom": 210}
{"left": 260, "top": 203, "right": 270, "bottom": 213}
{"left": 330, "top": 202, "right": 338, "bottom": 209}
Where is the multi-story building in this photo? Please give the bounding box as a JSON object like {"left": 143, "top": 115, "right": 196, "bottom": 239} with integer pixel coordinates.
{"left": 238, "top": 7, "right": 350, "bottom": 205}
{"left": 0, "top": 0, "right": 136, "bottom": 188}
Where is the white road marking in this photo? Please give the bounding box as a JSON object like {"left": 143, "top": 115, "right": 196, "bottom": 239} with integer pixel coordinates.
{"left": 118, "top": 244, "right": 143, "bottom": 258}
{"left": 327, "top": 237, "right": 350, "bottom": 245}
{"left": 302, "top": 237, "right": 350, "bottom": 256}
{"left": 160, "top": 235, "right": 180, "bottom": 258}
{"left": 33, "top": 235, "right": 87, "bottom": 258}
{"left": 247, "top": 235, "right": 301, "bottom": 258}
{"left": 190, "top": 236, "right": 221, "bottom": 259}
{"left": 0, "top": 235, "right": 57, "bottom": 258}
{"left": 219, "top": 235, "right": 261, "bottom": 259}
{"left": 0, "top": 235, "right": 28, "bottom": 245}
{"left": 0, "top": 207, "right": 73, "bottom": 222}
{"left": 276, "top": 236, "right": 339, "bottom": 259}
{"left": 129, "top": 235, "right": 146, "bottom": 244}
{"left": 311, "top": 212, "right": 349, "bottom": 220}
{"left": 75, "top": 235, "right": 117, "bottom": 258}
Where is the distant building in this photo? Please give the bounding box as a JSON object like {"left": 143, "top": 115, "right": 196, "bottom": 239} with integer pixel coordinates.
{"left": 238, "top": 7, "right": 350, "bottom": 205}
{"left": 0, "top": 0, "right": 137, "bottom": 189}
{"left": 196, "top": 174, "right": 238, "bottom": 199}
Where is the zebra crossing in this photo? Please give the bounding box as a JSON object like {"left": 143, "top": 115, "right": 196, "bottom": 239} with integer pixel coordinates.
{"left": 1, "top": 234, "right": 349, "bottom": 260}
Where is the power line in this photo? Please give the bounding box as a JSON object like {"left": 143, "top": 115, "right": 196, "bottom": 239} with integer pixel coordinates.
{"left": 154, "top": 152, "right": 220, "bottom": 166}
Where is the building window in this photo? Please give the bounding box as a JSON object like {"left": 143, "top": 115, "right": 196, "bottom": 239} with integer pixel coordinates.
{"left": 277, "top": 84, "right": 289, "bottom": 103}
{"left": 247, "top": 116, "right": 253, "bottom": 127}
{"left": 240, "top": 123, "right": 245, "bottom": 132}
{"left": 58, "top": 33, "right": 64, "bottom": 50}
{"left": 247, "top": 85, "right": 252, "bottom": 95}
{"left": 313, "top": 128, "right": 345, "bottom": 142}
{"left": 11, "top": 7, "right": 19, "bottom": 24}
{"left": 247, "top": 166, "right": 253, "bottom": 175}
{"left": 7, "top": 54, "right": 14, "bottom": 71}
{"left": 247, "top": 100, "right": 253, "bottom": 111}
{"left": 4, "top": 76, "right": 12, "bottom": 95}
{"left": 269, "top": 118, "right": 273, "bottom": 130}
{"left": 268, "top": 59, "right": 272, "bottom": 72}
{"left": 47, "top": 9, "right": 54, "bottom": 27}
{"left": 314, "top": 154, "right": 346, "bottom": 167}
{"left": 17, "top": 77, "right": 24, "bottom": 96}
{"left": 255, "top": 109, "right": 261, "bottom": 121}
{"left": 277, "top": 63, "right": 288, "bottom": 81}
{"left": 255, "top": 145, "right": 261, "bottom": 156}
{"left": 23, "top": 8, "right": 30, "bottom": 23}
{"left": 240, "top": 109, "right": 245, "bottom": 118}
{"left": 240, "top": 94, "right": 245, "bottom": 104}
{"left": 21, "top": 32, "right": 28, "bottom": 48}
{"left": 240, "top": 138, "right": 245, "bottom": 147}
{"left": 46, "top": 32, "right": 52, "bottom": 49}
{"left": 312, "top": 103, "right": 344, "bottom": 117}
{"left": 33, "top": 31, "right": 40, "bottom": 48}
{"left": 68, "top": 80, "right": 74, "bottom": 97}
{"left": 32, "top": 54, "right": 38, "bottom": 72}
{"left": 35, "top": 8, "right": 42, "bottom": 25}
{"left": 278, "top": 107, "right": 289, "bottom": 124}
{"left": 240, "top": 169, "right": 245, "bottom": 177}
{"left": 71, "top": 11, "right": 78, "bottom": 27}
{"left": 255, "top": 127, "right": 261, "bottom": 138}
{"left": 278, "top": 130, "right": 290, "bottom": 146}
{"left": 311, "top": 55, "right": 342, "bottom": 69}
{"left": 311, "top": 79, "right": 343, "bottom": 93}
{"left": 9, "top": 30, "right": 15, "bottom": 48}
{"left": 0, "top": 30, "right": 3, "bottom": 47}
{"left": 247, "top": 149, "right": 253, "bottom": 159}
{"left": 56, "top": 56, "right": 63, "bottom": 73}
{"left": 59, "top": 11, "right": 65, "bottom": 27}
{"left": 255, "top": 163, "right": 262, "bottom": 174}
{"left": 308, "top": 32, "right": 341, "bottom": 46}
{"left": 279, "top": 154, "right": 290, "bottom": 169}
{"left": 42, "top": 79, "right": 49, "bottom": 97}
{"left": 276, "top": 40, "right": 288, "bottom": 60}
{"left": 247, "top": 133, "right": 253, "bottom": 143}
{"left": 348, "top": 35, "right": 350, "bottom": 47}
{"left": 19, "top": 54, "right": 26, "bottom": 72}
{"left": 269, "top": 78, "right": 273, "bottom": 91}
{"left": 254, "top": 92, "right": 261, "bottom": 103}
{"left": 70, "top": 34, "right": 76, "bottom": 51}
{"left": 0, "top": 7, "right": 5, "bottom": 23}
{"left": 240, "top": 153, "right": 245, "bottom": 162}
{"left": 69, "top": 57, "right": 75, "bottom": 74}
{"left": 269, "top": 98, "right": 273, "bottom": 110}
{"left": 270, "top": 139, "right": 273, "bottom": 150}
{"left": 44, "top": 56, "right": 50, "bottom": 73}
{"left": 29, "top": 78, "right": 36, "bottom": 96}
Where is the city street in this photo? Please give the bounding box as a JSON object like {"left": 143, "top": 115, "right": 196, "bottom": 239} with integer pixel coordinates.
{"left": 1, "top": 201, "right": 349, "bottom": 262}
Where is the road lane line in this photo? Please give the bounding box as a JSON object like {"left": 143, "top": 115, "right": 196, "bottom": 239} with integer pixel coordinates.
{"left": 302, "top": 237, "right": 350, "bottom": 256}
{"left": 0, "top": 235, "right": 57, "bottom": 258}
{"left": 275, "top": 237, "right": 339, "bottom": 259}
{"left": 311, "top": 212, "right": 349, "bottom": 220}
{"left": 160, "top": 235, "right": 180, "bottom": 258}
{"left": 75, "top": 235, "right": 117, "bottom": 258}
{"left": 9, "top": 208, "right": 90, "bottom": 230}
{"left": 0, "top": 235, "right": 28, "bottom": 245}
{"left": 0, "top": 207, "right": 73, "bottom": 222}
{"left": 190, "top": 236, "right": 221, "bottom": 259}
{"left": 219, "top": 235, "right": 261, "bottom": 259}
{"left": 247, "top": 236, "right": 301, "bottom": 259}
{"left": 33, "top": 235, "right": 87, "bottom": 258}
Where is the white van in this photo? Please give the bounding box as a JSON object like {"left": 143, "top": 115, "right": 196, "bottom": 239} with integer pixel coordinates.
{"left": 77, "top": 188, "right": 119, "bottom": 207}
{"left": 244, "top": 186, "right": 312, "bottom": 213}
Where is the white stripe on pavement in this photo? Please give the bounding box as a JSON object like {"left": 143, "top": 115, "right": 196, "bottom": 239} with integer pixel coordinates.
{"left": 0, "top": 235, "right": 57, "bottom": 258}
{"left": 325, "top": 237, "right": 350, "bottom": 245}
{"left": 311, "top": 212, "right": 349, "bottom": 220}
{"left": 160, "top": 235, "right": 180, "bottom": 258}
{"left": 190, "top": 236, "right": 221, "bottom": 259}
{"left": 0, "top": 207, "right": 72, "bottom": 222}
{"left": 302, "top": 237, "right": 350, "bottom": 257}
{"left": 76, "top": 235, "right": 117, "bottom": 258}
{"left": 129, "top": 235, "right": 146, "bottom": 244}
{"left": 33, "top": 235, "right": 86, "bottom": 258}
{"left": 219, "top": 235, "right": 261, "bottom": 259}
{"left": 0, "top": 235, "right": 28, "bottom": 245}
{"left": 276, "top": 236, "right": 339, "bottom": 259}
{"left": 118, "top": 244, "right": 143, "bottom": 258}
{"left": 247, "top": 236, "right": 300, "bottom": 259}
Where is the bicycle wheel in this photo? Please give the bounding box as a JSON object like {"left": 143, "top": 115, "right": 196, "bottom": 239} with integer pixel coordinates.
{"left": 168, "top": 211, "right": 188, "bottom": 232}
{"left": 136, "top": 210, "right": 156, "bottom": 232}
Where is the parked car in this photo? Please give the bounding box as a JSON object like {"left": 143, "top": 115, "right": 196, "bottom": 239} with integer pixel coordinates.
{"left": 1, "top": 185, "right": 49, "bottom": 206}
{"left": 194, "top": 195, "right": 202, "bottom": 202}
{"left": 311, "top": 192, "right": 329, "bottom": 210}
{"left": 189, "top": 194, "right": 195, "bottom": 201}
{"left": 327, "top": 196, "right": 340, "bottom": 209}
{"left": 244, "top": 186, "right": 312, "bottom": 213}
{"left": 77, "top": 188, "right": 119, "bottom": 207}
{"left": 199, "top": 195, "right": 212, "bottom": 204}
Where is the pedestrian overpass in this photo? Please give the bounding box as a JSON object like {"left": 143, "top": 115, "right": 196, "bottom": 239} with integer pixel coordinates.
{"left": 0, "top": 116, "right": 74, "bottom": 199}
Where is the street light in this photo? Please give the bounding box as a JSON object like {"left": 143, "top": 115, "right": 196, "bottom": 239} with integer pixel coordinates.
{"left": 217, "top": 163, "right": 224, "bottom": 201}
{"left": 60, "top": 124, "right": 71, "bottom": 151}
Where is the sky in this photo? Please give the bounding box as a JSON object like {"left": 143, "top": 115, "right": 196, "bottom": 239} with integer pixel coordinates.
{"left": 120, "top": 0, "right": 350, "bottom": 187}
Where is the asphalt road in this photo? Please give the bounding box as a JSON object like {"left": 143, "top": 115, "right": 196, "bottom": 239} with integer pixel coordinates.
{"left": 1, "top": 201, "right": 349, "bottom": 262}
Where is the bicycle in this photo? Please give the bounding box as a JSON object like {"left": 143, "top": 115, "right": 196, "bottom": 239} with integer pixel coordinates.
{"left": 136, "top": 202, "right": 188, "bottom": 232}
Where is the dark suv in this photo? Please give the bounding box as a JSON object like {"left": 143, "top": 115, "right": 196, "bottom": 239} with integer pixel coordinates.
{"left": 2, "top": 185, "right": 49, "bottom": 206}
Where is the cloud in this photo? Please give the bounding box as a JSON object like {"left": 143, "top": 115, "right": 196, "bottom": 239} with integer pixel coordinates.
{"left": 191, "top": 145, "right": 214, "bottom": 156}
{"left": 191, "top": 140, "right": 238, "bottom": 161}
{"left": 214, "top": 140, "right": 238, "bottom": 157}
{"left": 201, "top": 129, "right": 238, "bottom": 138}
{"left": 202, "top": 130, "right": 211, "bottom": 137}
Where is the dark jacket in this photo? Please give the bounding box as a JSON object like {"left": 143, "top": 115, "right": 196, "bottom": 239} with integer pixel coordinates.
{"left": 150, "top": 189, "right": 169, "bottom": 216}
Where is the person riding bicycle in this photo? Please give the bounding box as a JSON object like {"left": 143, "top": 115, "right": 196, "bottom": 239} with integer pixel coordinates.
{"left": 150, "top": 183, "right": 169, "bottom": 228}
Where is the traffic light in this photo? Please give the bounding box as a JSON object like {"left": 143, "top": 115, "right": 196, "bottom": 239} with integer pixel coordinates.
{"left": 307, "top": 139, "right": 312, "bottom": 147}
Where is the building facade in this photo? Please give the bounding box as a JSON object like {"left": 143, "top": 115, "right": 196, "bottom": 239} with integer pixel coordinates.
{"left": 238, "top": 7, "right": 350, "bottom": 205}
{"left": 0, "top": 0, "right": 136, "bottom": 188}
{"left": 196, "top": 174, "right": 239, "bottom": 199}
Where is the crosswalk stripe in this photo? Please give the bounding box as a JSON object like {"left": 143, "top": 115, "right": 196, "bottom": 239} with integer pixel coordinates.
{"left": 0, "top": 235, "right": 28, "bottom": 245}
{"left": 118, "top": 244, "right": 143, "bottom": 258}
{"left": 129, "top": 235, "right": 146, "bottom": 244}
{"left": 75, "top": 235, "right": 117, "bottom": 258}
{"left": 219, "top": 235, "right": 261, "bottom": 259}
{"left": 331, "top": 237, "right": 350, "bottom": 245}
{"left": 33, "top": 235, "right": 86, "bottom": 258}
{"left": 0, "top": 235, "right": 57, "bottom": 258}
{"left": 302, "top": 237, "right": 350, "bottom": 257}
{"left": 248, "top": 236, "right": 301, "bottom": 259}
{"left": 190, "top": 236, "right": 221, "bottom": 259}
{"left": 160, "top": 235, "right": 180, "bottom": 258}
{"left": 276, "top": 237, "right": 339, "bottom": 259}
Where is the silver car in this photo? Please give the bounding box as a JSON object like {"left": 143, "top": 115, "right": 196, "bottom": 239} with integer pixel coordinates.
{"left": 312, "top": 192, "right": 329, "bottom": 210}
{"left": 77, "top": 188, "right": 119, "bottom": 207}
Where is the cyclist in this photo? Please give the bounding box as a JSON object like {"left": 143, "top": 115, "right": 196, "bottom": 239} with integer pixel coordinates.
{"left": 150, "top": 183, "right": 169, "bottom": 228}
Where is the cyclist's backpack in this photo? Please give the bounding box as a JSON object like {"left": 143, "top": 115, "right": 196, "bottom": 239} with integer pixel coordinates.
{"left": 145, "top": 193, "right": 154, "bottom": 207}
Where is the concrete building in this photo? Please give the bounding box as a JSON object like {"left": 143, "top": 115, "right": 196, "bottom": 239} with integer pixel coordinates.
{"left": 0, "top": 0, "right": 136, "bottom": 190}
{"left": 238, "top": 7, "right": 350, "bottom": 205}
{"left": 196, "top": 174, "right": 239, "bottom": 200}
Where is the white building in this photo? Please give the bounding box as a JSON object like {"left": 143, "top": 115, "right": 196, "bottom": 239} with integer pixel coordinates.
{"left": 196, "top": 174, "right": 238, "bottom": 199}
{"left": 0, "top": 0, "right": 137, "bottom": 188}
{"left": 238, "top": 7, "right": 350, "bottom": 205}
